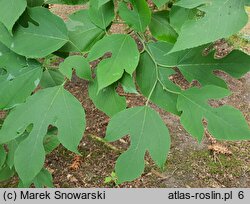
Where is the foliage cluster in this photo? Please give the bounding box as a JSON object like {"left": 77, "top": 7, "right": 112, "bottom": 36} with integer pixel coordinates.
{"left": 0, "top": 0, "right": 250, "bottom": 186}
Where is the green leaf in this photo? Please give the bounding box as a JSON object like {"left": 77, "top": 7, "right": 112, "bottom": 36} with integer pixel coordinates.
{"left": 0, "top": 7, "right": 68, "bottom": 58}
{"left": 177, "top": 85, "right": 250, "bottom": 142}
{"left": 177, "top": 49, "right": 250, "bottom": 88}
{"left": 111, "top": 171, "right": 116, "bottom": 178}
{"left": 169, "top": 6, "right": 196, "bottom": 33}
{"left": 89, "top": 79, "right": 126, "bottom": 117}
{"left": 0, "top": 145, "right": 6, "bottom": 168}
{"left": 120, "top": 73, "right": 138, "bottom": 94}
{"left": 33, "top": 168, "right": 54, "bottom": 188}
{"left": 152, "top": 0, "right": 169, "bottom": 8}
{"left": 27, "top": 0, "right": 44, "bottom": 7}
{"left": 0, "top": 166, "right": 15, "bottom": 182}
{"left": 61, "top": 9, "right": 105, "bottom": 52}
{"left": 104, "top": 177, "right": 112, "bottom": 183}
{"left": 59, "top": 56, "right": 92, "bottom": 81}
{"left": 0, "top": 42, "right": 43, "bottom": 110}
{"left": 148, "top": 42, "right": 250, "bottom": 88}
{"left": 175, "top": 0, "right": 209, "bottom": 9}
{"left": 44, "top": 127, "right": 60, "bottom": 154}
{"left": 171, "top": 0, "right": 248, "bottom": 52}
{"left": 0, "top": 0, "right": 27, "bottom": 32}
{"left": 0, "top": 86, "right": 86, "bottom": 184}
{"left": 1, "top": 135, "right": 22, "bottom": 173}
{"left": 89, "top": 0, "right": 114, "bottom": 29}
{"left": 18, "top": 167, "right": 54, "bottom": 188}
{"left": 18, "top": 180, "right": 25, "bottom": 188}
{"left": 6, "top": 129, "right": 31, "bottom": 169}
{"left": 136, "top": 51, "right": 181, "bottom": 115}
{"left": 105, "top": 106, "right": 170, "bottom": 183}
{"left": 98, "top": 0, "right": 110, "bottom": 7}
{"left": 149, "top": 11, "right": 178, "bottom": 43}
{"left": 119, "top": 0, "right": 151, "bottom": 32}
{"left": 40, "top": 69, "right": 65, "bottom": 88}
{"left": 105, "top": 106, "right": 171, "bottom": 183}
{"left": 6, "top": 140, "right": 19, "bottom": 169}
{"left": 88, "top": 34, "right": 140, "bottom": 91}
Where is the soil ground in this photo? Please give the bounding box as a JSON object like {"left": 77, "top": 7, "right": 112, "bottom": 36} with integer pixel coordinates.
{"left": 0, "top": 4, "right": 250, "bottom": 188}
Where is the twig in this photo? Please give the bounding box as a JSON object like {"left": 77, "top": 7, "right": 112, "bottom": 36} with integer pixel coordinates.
{"left": 88, "top": 134, "right": 123, "bottom": 153}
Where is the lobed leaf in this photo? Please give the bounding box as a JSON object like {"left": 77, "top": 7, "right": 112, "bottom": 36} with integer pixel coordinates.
{"left": 59, "top": 55, "right": 92, "bottom": 81}
{"left": 0, "top": 0, "right": 27, "bottom": 32}
{"left": 119, "top": 0, "right": 151, "bottom": 32}
{"left": 61, "top": 9, "right": 105, "bottom": 52}
{"left": 106, "top": 106, "right": 171, "bottom": 183}
{"left": 177, "top": 86, "right": 250, "bottom": 142}
{"left": 0, "top": 7, "right": 68, "bottom": 58}
{"left": 89, "top": 0, "right": 114, "bottom": 29}
{"left": 171, "top": 0, "right": 248, "bottom": 52}
{"left": 148, "top": 42, "right": 250, "bottom": 88}
{"left": 0, "top": 86, "right": 86, "bottom": 184}
{"left": 88, "top": 34, "right": 140, "bottom": 91}
{"left": 0, "top": 42, "right": 43, "bottom": 110}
